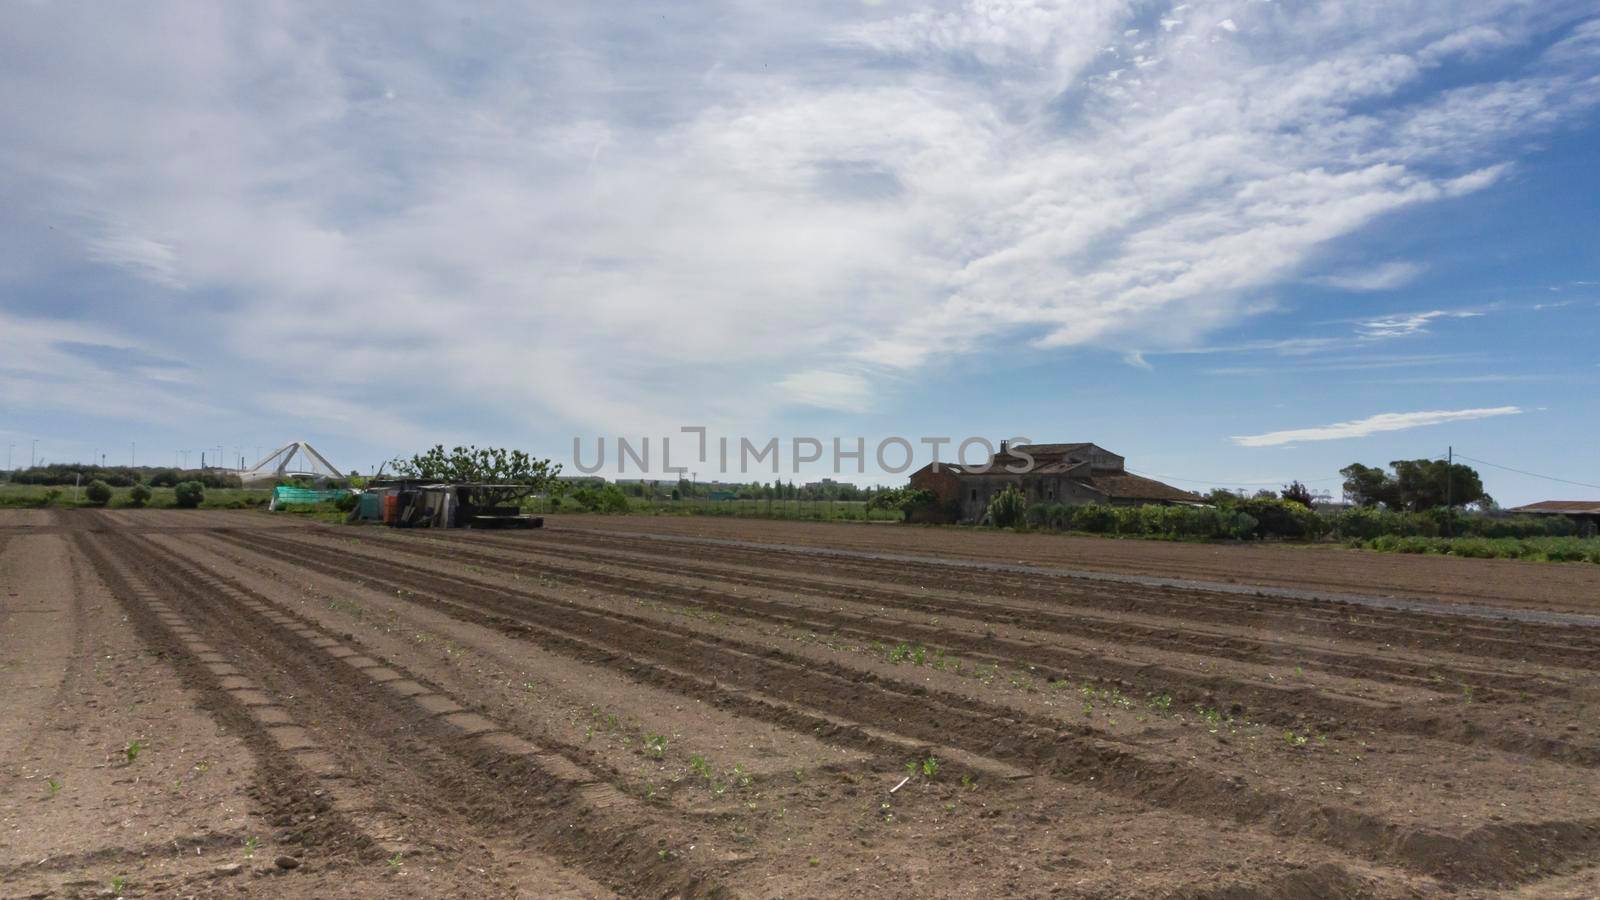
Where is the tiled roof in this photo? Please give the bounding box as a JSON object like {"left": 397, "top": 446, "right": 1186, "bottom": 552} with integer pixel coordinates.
{"left": 1078, "top": 473, "right": 1201, "bottom": 503}
{"left": 1509, "top": 500, "right": 1600, "bottom": 515}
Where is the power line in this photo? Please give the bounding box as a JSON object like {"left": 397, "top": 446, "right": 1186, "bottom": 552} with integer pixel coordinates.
{"left": 1453, "top": 453, "right": 1600, "bottom": 491}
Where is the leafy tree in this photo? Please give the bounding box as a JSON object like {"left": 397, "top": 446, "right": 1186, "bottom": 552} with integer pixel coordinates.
{"left": 1390, "top": 459, "right": 1484, "bottom": 511}
{"left": 84, "top": 479, "right": 113, "bottom": 506}
{"left": 128, "top": 483, "right": 153, "bottom": 508}
{"left": 1280, "top": 481, "right": 1314, "bottom": 507}
{"left": 389, "top": 445, "right": 562, "bottom": 509}
{"left": 1340, "top": 460, "right": 1484, "bottom": 511}
{"left": 1340, "top": 463, "right": 1397, "bottom": 508}
{"left": 174, "top": 481, "right": 205, "bottom": 509}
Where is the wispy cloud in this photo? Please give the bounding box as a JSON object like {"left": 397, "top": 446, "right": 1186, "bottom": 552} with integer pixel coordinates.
{"left": 777, "top": 370, "right": 875, "bottom": 414}
{"left": 1354, "top": 309, "right": 1484, "bottom": 338}
{"left": 1231, "top": 406, "right": 1523, "bottom": 447}
{"left": 1308, "top": 261, "right": 1427, "bottom": 292}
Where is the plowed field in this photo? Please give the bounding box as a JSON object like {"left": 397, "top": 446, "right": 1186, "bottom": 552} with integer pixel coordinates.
{"left": 4, "top": 508, "right": 1600, "bottom": 898}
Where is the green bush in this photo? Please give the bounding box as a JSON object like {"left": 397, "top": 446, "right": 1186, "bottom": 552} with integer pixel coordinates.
{"left": 128, "top": 483, "right": 152, "bottom": 508}
{"left": 333, "top": 492, "right": 359, "bottom": 513}
{"left": 572, "top": 484, "right": 630, "bottom": 513}
{"left": 1072, "top": 504, "right": 1116, "bottom": 533}
{"left": 173, "top": 481, "right": 205, "bottom": 509}
{"left": 84, "top": 480, "right": 113, "bottom": 506}
{"left": 985, "top": 485, "right": 1027, "bottom": 528}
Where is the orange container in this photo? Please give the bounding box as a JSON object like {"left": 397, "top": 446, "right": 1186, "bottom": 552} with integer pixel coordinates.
{"left": 382, "top": 492, "right": 399, "bottom": 524}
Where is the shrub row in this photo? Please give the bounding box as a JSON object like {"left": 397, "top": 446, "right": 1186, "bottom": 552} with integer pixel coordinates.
{"left": 1359, "top": 535, "right": 1600, "bottom": 564}
{"left": 1000, "top": 498, "right": 1594, "bottom": 546}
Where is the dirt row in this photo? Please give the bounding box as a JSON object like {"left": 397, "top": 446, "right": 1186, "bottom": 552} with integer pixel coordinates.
{"left": 543, "top": 514, "right": 1600, "bottom": 616}
{"left": 212, "top": 522, "right": 1600, "bottom": 888}
{"left": 8, "top": 508, "right": 1600, "bottom": 897}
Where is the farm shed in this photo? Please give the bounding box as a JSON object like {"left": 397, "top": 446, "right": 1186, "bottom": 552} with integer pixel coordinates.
{"left": 910, "top": 442, "right": 1199, "bottom": 523}
{"left": 1507, "top": 500, "right": 1600, "bottom": 537}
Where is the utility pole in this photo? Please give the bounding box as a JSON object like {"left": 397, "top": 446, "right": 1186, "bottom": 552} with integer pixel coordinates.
{"left": 5, "top": 443, "right": 12, "bottom": 471}
{"left": 131, "top": 441, "right": 136, "bottom": 468}
{"left": 31, "top": 439, "right": 38, "bottom": 469}
{"left": 1445, "top": 446, "right": 1453, "bottom": 537}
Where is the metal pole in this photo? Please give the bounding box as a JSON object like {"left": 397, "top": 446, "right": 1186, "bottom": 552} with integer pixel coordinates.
{"left": 1445, "top": 445, "right": 1453, "bottom": 537}
{"left": 31, "top": 440, "right": 38, "bottom": 468}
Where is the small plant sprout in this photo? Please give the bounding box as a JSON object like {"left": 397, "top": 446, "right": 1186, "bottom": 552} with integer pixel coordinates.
{"left": 643, "top": 733, "right": 667, "bottom": 759}
{"left": 387, "top": 851, "right": 404, "bottom": 869}
{"left": 689, "top": 753, "right": 713, "bottom": 780}
{"left": 658, "top": 848, "right": 672, "bottom": 861}
{"left": 45, "top": 777, "right": 62, "bottom": 796}
{"left": 124, "top": 740, "right": 145, "bottom": 765}
{"left": 110, "top": 875, "right": 128, "bottom": 896}
{"left": 921, "top": 757, "right": 939, "bottom": 778}
{"left": 1283, "top": 731, "right": 1309, "bottom": 747}
{"left": 243, "top": 836, "right": 258, "bottom": 858}
{"left": 961, "top": 773, "right": 976, "bottom": 791}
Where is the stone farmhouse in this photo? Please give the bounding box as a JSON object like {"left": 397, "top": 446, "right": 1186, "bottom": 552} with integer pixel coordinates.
{"left": 909, "top": 442, "right": 1200, "bottom": 522}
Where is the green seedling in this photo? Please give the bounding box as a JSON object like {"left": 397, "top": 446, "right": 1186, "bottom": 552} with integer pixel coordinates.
{"left": 45, "top": 777, "right": 62, "bottom": 796}
{"left": 921, "top": 757, "right": 939, "bottom": 778}
{"left": 124, "top": 740, "right": 144, "bottom": 765}
{"left": 643, "top": 734, "right": 667, "bottom": 759}
{"left": 387, "top": 851, "right": 404, "bottom": 869}
{"left": 243, "top": 836, "right": 258, "bottom": 858}
{"left": 110, "top": 876, "right": 127, "bottom": 895}
{"left": 689, "top": 754, "right": 711, "bottom": 778}
{"left": 960, "top": 773, "right": 976, "bottom": 791}
{"left": 1283, "top": 731, "right": 1309, "bottom": 747}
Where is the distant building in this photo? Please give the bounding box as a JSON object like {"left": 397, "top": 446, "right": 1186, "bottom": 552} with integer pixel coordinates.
{"left": 910, "top": 442, "right": 1199, "bottom": 522}
{"left": 1507, "top": 500, "right": 1600, "bottom": 536}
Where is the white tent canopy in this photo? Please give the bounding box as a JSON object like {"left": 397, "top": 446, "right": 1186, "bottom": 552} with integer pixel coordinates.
{"left": 240, "top": 441, "right": 344, "bottom": 485}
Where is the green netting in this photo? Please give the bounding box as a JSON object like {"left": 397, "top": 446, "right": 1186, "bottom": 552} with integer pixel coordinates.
{"left": 271, "top": 486, "right": 349, "bottom": 506}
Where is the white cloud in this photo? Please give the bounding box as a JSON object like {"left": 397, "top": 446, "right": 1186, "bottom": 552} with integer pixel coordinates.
{"left": 1231, "top": 406, "right": 1522, "bottom": 447}
{"left": 777, "top": 370, "right": 875, "bottom": 413}
{"left": 1354, "top": 309, "right": 1482, "bottom": 337}
{"left": 1309, "top": 260, "right": 1427, "bottom": 291}
{"left": 0, "top": 2, "right": 1596, "bottom": 444}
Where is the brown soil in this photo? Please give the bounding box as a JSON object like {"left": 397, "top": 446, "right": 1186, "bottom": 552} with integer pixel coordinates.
{"left": 4, "top": 508, "right": 1600, "bottom": 897}
{"left": 545, "top": 513, "right": 1600, "bottom": 617}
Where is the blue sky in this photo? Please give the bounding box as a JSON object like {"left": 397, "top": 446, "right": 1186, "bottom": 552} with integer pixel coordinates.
{"left": 2, "top": 1, "right": 1598, "bottom": 505}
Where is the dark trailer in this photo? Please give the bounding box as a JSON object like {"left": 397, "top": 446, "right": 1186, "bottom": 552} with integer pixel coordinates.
{"left": 352, "top": 479, "right": 545, "bottom": 529}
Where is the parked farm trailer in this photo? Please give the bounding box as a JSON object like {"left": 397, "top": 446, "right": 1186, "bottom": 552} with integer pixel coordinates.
{"left": 353, "top": 480, "right": 544, "bottom": 529}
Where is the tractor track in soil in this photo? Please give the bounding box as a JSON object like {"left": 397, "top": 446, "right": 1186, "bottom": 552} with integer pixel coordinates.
{"left": 73, "top": 527, "right": 715, "bottom": 898}
{"left": 15, "top": 509, "right": 1600, "bottom": 897}
{"left": 534, "top": 528, "right": 1600, "bottom": 665}
{"left": 296, "top": 526, "right": 1600, "bottom": 769}
{"left": 208, "top": 525, "right": 1600, "bottom": 888}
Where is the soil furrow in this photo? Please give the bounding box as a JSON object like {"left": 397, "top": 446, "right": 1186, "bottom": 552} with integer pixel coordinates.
{"left": 217, "top": 527, "right": 1600, "bottom": 886}
{"left": 537, "top": 527, "right": 1600, "bottom": 664}
{"left": 292, "top": 528, "right": 1600, "bottom": 768}
{"left": 109, "top": 529, "right": 725, "bottom": 898}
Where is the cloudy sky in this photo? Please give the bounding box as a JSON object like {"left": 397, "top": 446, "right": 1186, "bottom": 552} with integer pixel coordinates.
{"left": 3, "top": 0, "right": 1598, "bottom": 503}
